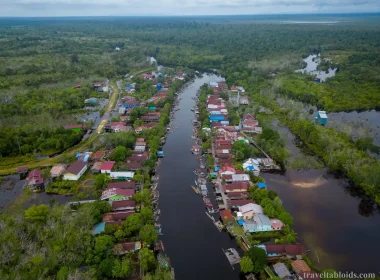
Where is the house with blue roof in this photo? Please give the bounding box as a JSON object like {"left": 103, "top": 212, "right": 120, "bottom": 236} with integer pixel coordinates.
{"left": 242, "top": 214, "right": 272, "bottom": 233}
{"left": 315, "top": 111, "right": 328, "bottom": 125}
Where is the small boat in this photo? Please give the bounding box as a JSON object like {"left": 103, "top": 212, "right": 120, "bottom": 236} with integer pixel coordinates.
{"left": 191, "top": 108, "right": 194, "bottom": 111}
{"left": 194, "top": 179, "right": 198, "bottom": 186}
{"left": 191, "top": 186, "right": 200, "bottom": 195}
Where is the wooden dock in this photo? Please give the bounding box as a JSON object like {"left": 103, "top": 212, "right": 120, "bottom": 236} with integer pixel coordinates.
{"left": 222, "top": 248, "right": 241, "bottom": 269}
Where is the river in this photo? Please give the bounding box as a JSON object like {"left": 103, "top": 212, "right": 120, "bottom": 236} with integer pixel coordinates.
{"left": 158, "top": 74, "right": 242, "bottom": 280}
{"left": 262, "top": 122, "right": 380, "bottom": 273}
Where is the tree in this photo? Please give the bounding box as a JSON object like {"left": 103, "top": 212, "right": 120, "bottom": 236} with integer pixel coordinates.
{"left": 133, "top": 188, "right": 151, "bottom": 204}
{"left": 139, "top": 225, "right": 158, "bottom": 246}
{"left": 232, "top": 141, "right": 251, "bottom": 160}
{"left": 94, "top": 173, "right": 111, "bottom": 190}
{"left": 139, "top": 248, "right": 156, "bottom": 272}
{"left": 109, "top": 146, "right": 127, "bottom": 162}
{"left": 245, "top": 247, "right": 266, "bottom": 273}
{"left": 99, "top": 258, "right": 114, "bottom": 277}
{"left": 91, "top": 235, "right": 114, "bottom": 264}
{"left": 25, "top": 204, "right": 49, "bottom": 222}
{"left": 112, "top": 257, "right": 132, "bottom": 278}
{"left": 240, "top": 256, "right": 254, "bottom": 273}
{"left": 123, "top": 213, "right": 144, "bottom": 236}
{"left": 141, "top": 207, "right": 154, "bottom": 224}
{"left": 278, "top": 211, "right": 294, "bottom": 226}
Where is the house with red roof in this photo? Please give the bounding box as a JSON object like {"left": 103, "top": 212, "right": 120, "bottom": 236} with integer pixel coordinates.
{"left": 226, "top": 191, "right": 249, "bottom": 200}
{"left": 125, "top": 161, "right": 142, "bottom": 170}
{"left": 100, "top": 161, "right": 115, "bottom": 174}
{"left": 26, "top": 169, "right": 44, "bottom": 188}
{"left": 219, "top": 164, "right": 236, "bottom": 176}
{"left": 91, "top": 151, "right": 106, "bottom": 161}
{"left": 219, "top": 209, "right": 234, "bottom": 226}
{"left": 260, "top": 243, "right": 306, "bottom": 259}
{"left": 141, "top": 112, "right": 161, "bottom": 122}
{"left": 223, "top": 182, "right": 249, "bottom": 193}
{"left": 107, "top": 181, "right": 136, "bottom": 190}
{"left": 241, "top": 114, "right": 262, "bottom": 134}
{"left": 270, "top": 218, "right": 285, "bottom": 231}
{"left": 228, "top": 199, "right": 255, "bottom": 208}
{"left": 103, "top": 211, "right": 135, "bottom": 224}
{"left": 112, "top": 200, "right": 136, "bottom": 211}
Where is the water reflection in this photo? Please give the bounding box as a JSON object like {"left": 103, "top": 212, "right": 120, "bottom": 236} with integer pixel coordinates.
{"left": 262, "top": 170, "right": 380, "bottom": 273}
{"left": 296, "top": 54, "right": 337, "bottom": 82}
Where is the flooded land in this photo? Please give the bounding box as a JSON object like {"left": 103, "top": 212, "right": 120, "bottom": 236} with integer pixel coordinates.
{"left": 296, "top": 54, "right": 337, "bottom": 82}
{"left": 264, "top": 119, "right": 380, "bottom": 273}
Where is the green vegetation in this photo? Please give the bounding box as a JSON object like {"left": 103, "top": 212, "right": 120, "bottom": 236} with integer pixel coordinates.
{"left": 46, "top": 180, "right": 80, "bottom": 194}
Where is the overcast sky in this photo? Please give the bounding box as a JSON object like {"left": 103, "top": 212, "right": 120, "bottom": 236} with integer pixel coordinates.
{"left": 1, "top": 0, "right": 379, "bottom": 17}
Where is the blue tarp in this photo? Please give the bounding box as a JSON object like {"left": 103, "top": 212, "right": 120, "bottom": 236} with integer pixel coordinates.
{"left": 237, "top": 220, "right": 245, "bottom": 226}
{"left": 126, "top": 84, "right": 131, "bottom": 88}
{"left": 258, "top": 182, "right": 267, "bottom": 189}
{"left": 149, "top": 106, "right": 156, "bottom": 111}
{"left": 75, "top": 153, "right": 82, "bottom": 158}
{"left": 93, "top": 222, "right": 106, "bottom": 235}
{"left": 246, "top": 166, "right": 254, "bottom": 171}
{"left": 214, "top": 166, "right": 220, "bottom": 172}
{"left": 83, "top": 154, "right": 90, "bottom": 162}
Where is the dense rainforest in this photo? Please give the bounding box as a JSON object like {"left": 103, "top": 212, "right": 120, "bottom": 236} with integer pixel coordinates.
{"left": 1, "top": 15, "right": 380, "bottom": 158}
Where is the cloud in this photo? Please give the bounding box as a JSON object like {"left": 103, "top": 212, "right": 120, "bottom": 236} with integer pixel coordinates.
{"left": 1, "top": 0, "right": 379, "bottom": 16}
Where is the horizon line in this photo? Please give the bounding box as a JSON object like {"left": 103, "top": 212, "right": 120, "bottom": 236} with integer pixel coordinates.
{"left": 0, "top": 12, "right": 380, "bottom": 19}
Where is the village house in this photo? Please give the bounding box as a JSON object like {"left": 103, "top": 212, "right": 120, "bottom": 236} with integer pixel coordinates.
{"left": 101, "top": 188, "right": 135, "bottom": 201}
{"left": 219, "top": 163, "right": 236, "bottom": 176}
{"left": 50, "top": 164, "right": 67, "bottom": 178}
{"left": 270, "top": 218, "right": 285, "bottom": 231}
{"left": 103, "top": 211, "right": 135, "bottom": 224}
{"left": 239, "top": 96, "right": 249, "bottom": 105}
{"left": 100, "top": 161, "right": 115, "bottom": 174}
{"left": 228, "top": 199, "right": 255, "bottom": 209}
{"left": 219, "top": 209, "right": 235, "bottom": 227}
{"left": 240, "top": 114, "right": 262, "bottom": 134}
{"left": 191, "top": 145, "right": 201, "bottom": 154}
{"left": 107, "top": 181, "right": 136, "bottom": 190}
{"left": 238, "top": 203, "right": 263, "bottom": 219}
{"left": 111, "top": 200, "right": 136, "bottom": 211}
{"left": 291, "top": 260, "right": 312, "bottom": 276}
{"left": 91, "top": 162, "right": 102, "bottom": 174}
{"left": 127, "top": 151, "right": 149, "bottom": 162}
{"left": 273, "top": 263, "right": 292, "bottom": 280}
{"left": 93, "top": 82, "right": 103, "bottom": 88}
{"left": 109, "top": 171, "right": 135, "bottom": 180}
{"left": 122, "top": 98, "right": 139, "bottom": 109}
{"left": 175, "top": 72, "right": 185, "bottom": 80}
{"left": 113, "top": 241, "right": 142, "bottom": 255}
{"left": 242, "top": 214, "right": 272, "bottom": 233}
{"left": 125, "top": 161, "right": 142, "bottom": 171}
{"left": 26, "top": 169, "right": 44, "bottom": 188}
{"left": 222, "top": 174, "right": 250, "bottom": 183}
{"left": 63, "top": 161, "right": 88, "bottom": 181}
{"left": 227, "top": 191, "right": 249, "bottom": 200}
{"left": 141, "top": 112, "right": 161, "bottom": 122}
{"left": 105, "top": 122, "right": 131, "bottom": 133}
{"left": 259, "top": 243, "right": 306, "bottom": 259}
{"left": 223, "top": 182, "right": 249, "bottom": 193}
{"left": 90, "top": 150, "right": 106, "bottom": 162}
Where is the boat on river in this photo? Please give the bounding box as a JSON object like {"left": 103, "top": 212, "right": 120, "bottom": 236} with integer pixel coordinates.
{"left": 191, "top": 185, "right": 200, "bottom": 195}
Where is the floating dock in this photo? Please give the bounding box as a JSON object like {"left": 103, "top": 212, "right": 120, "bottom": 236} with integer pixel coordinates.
{"left": 222, "top": 248, "right": 241, "bottom": 268}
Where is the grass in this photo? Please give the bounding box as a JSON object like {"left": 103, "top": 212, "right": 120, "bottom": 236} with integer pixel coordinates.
{"left": 0, "top": 80, "right": 120, "bottom": 176}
